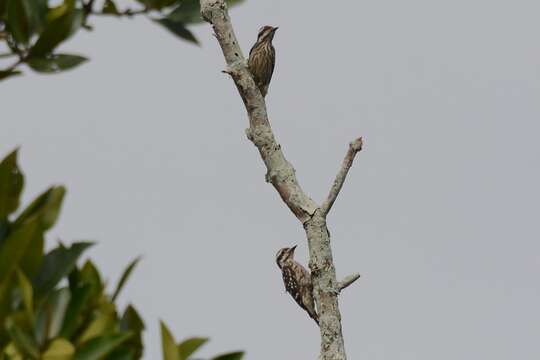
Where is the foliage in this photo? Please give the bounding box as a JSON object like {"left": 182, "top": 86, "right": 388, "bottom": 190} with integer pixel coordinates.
{"left": 0, "top": 148, "right": 144, "bottom": 358}
{"left": 0, "top": 0, "right": 245, "bottom": 81}
{"left": 0, "top": 149, "right": 244, "bottom": 359}
{"left": 161, "top": 321, "right": 243, "bottom": 360}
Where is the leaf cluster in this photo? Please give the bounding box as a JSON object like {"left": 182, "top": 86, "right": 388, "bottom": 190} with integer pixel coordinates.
{"left": 0, "top": 0, "right": 244, "bottom": 81}
{"left": 0, "top": 149, "right": 244, "bottom": 359}
{"left": 161, "top": 322, "right": 243, "bottom": 360}
{"left": 0, "top": 148, "right": 144, "bottom": 359}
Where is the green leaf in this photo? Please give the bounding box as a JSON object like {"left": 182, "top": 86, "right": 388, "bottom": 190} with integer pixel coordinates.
{"left": 178, "top": 337, "right": 209, "bottom": 360}
{"left": 111, "top": 256, "right": 141, "bottom": 302}
{"left": 165, "top": 0, "right": 199, "bottom": 24}
{"left": 42, "top": 338, "right": 75, "bottom": 360}
{"left": 46, "top": 3, "right": 70, "bottom": 23}
{"left": 34, "top": 288, "right": 71, "bottom": 344}
{"left": 27, "top": 54, "right": 88, "bottom": 73}
{"left": 3, "top": 341, "right": 23, "bottom": 359}
{"left": 0, "top": 70, "right": 22, "bottom": 81}
{"left": 14, "top": 186, "right": 66, "bottom": 230}
{"left": 15, "top": 269, "right": 33, "bottom": 320}
{"left": 105, "top": 347, "right": 136, "bottom": 360}
{"left": 118, "top": 305, "right": 144, "bottom": 359}
{"left": 0, "top": 274, "right": 15, "bottom": 339}
{"left": 119, "top": 305, "right": 144, "bottom": 333}
{"left": 160, "top": 321, "right": 179, "bottom": 360}
{"left": 18, "top": 232, "right": 44, "bottom": 280}
{"left": 74, "top": 333, "right": 132, "bottom": 360}
{"left": 0, "top": 149, "right": 24, "bottom": 220}
{"left": 0, "top": 0, "right": 7, "bottom": 17}
{"left": 67, "top": 265, "right": 81, "bottom": 291}
{"left": 101, "top": 0, "right": 119, "bottom": 15}
{"left": 76, "top": 301, "right": 116, "bottom": 344}
{"left": 6, "top": 0, "right": 36, "bottom": 45}
{"left": 154, "top": 0, "right": 245, "bottom": 42}
{"left": 79, "top": 260, "right": 103, "bottom": 298}
{"left": 59, "top": 284, "right": 91, "bottom": 338}
{"left": 0, "top": 219, "right": 39, "bottom": 289}
{"left": 211, "top": 352, "right": 245, "bottom": 360}
{"left": 30, "top": 9, "right": 83, "bottom": 57}
{"left": 0, "top": 219, "right": 8, "bottom": 246}
{"left": 5, "top": 317, "right": 39, "bottom": 359}
{"left": 32, "top": 0, "right": 48, "bottom": 31}
{"left": 32, "top": 242, "right": 94, "bottom": 296}
{"left": 48, "top": 288, "right": 71, "bottom": 338}
{"left": 154, "top": 19, "right": 198, "bottom": 45}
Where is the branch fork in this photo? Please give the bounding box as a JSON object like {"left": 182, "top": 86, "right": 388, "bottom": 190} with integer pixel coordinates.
{"left": 200, "top": 1, "right": 363, "bottom": 358}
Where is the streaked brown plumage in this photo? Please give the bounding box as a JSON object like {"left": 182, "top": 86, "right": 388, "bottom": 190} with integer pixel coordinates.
{"left": 248, "top": 25, "right": 278, "bottom": 97}
{"left": 276, "top": 245, "right": 319, "bottom": 325}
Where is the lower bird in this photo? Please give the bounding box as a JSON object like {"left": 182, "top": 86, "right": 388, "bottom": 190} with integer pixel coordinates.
{"left": 276, "top": 245, "right": 319, "bottom": 325}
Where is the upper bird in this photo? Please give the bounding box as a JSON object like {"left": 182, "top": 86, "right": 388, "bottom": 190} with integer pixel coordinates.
{"left": 276, "top": 245, "right": 319, "bottom": 325}
{"left": 248, "top": 25, "right": 278, "bottom": 97}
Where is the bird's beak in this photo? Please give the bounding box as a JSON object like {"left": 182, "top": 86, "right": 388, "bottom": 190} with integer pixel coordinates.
{"left": 272, "top": 26, "right": 279, "bottom": 32}
{"left": 290, "top": 245, "right": 297, "bottom": 252}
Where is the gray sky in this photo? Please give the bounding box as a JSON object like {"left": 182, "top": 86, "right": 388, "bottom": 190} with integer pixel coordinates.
{"left": 1, "top": 0, "right": 539, "bottom": 359}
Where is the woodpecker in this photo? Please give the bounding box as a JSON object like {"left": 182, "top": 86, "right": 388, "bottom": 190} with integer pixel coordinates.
{"left": 248, "top": 25, "right": 278, "bottom": 97}
{"left": 275, "top": 245, "right": 319, "bottom": 325}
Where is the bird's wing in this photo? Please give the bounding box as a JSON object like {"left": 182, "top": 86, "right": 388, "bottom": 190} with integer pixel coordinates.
{"left": 282, "top": 267, "right": 302, "bottom": 303}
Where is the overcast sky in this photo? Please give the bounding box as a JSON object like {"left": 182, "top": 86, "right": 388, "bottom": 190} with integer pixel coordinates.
{"left": 1, "top": 0, "right": 539, "bottom": 359}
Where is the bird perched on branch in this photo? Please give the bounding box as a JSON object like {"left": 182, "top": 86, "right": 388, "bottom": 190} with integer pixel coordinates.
{"left": 276, "top": 245, "right": 319, "bottom": 325}
{"left": 248, "top": 25, "right": 278, "bottom": 97}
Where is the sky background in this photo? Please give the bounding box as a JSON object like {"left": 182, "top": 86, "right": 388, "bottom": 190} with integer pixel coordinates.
{"left": 1, "top": 0, "right": 539, "bottom": 359}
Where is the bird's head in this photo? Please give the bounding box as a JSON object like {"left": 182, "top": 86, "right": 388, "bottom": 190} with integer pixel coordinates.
{"left": 275, "top": 245, "right": 296, "bottom": 268}
{"left": 257, "top": 25, "right": 278, "bottom": 43}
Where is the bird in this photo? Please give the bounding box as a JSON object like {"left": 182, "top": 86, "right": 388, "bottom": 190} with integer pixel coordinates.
{"left": 248, "top": 25, "right": 278, "bottom": 97}
{"left": 275, "top": 245, "right": 319, "bottom": 325}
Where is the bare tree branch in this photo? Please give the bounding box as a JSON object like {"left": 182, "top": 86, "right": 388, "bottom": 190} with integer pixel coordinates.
{"left": 337, "top": 273, "right": 361, "bottom": 292}
{"left": 321, "top": 137, "right": 363, "bottom": 216}
{"left": 200, "top": 1, "right": 360, "bottom": 359}
{"left": 200, "top": 1, "right": 317, "bottom": 223}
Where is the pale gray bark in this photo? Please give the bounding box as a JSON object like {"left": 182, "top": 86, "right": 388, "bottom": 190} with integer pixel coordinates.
{"left": 337, "top": 273, "right": 361, "bottom": 292}
{"left": 200, "top": 1, "right": 362, "bottom": 359}
{"left": 321, "top": 138, "right": 363, "bottom": 216}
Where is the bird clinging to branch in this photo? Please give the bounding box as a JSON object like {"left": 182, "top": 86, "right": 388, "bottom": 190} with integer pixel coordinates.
{"left": 276, "top": 245, "right": 319, "bottom": 325}
{"left": 248, "top": 25, "right": 278, "bottom": 97}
